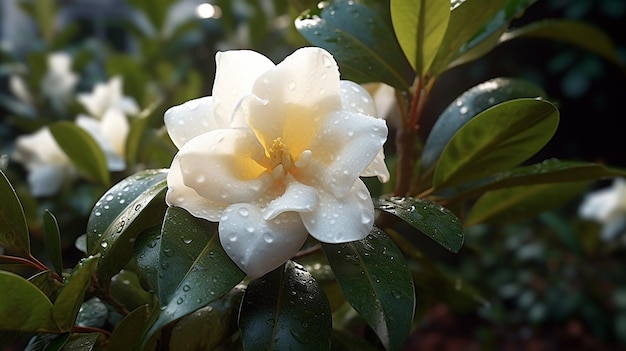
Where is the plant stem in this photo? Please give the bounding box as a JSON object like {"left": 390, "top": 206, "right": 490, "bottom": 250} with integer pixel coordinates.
{"left": 393, "top": 76, "right": 435, "bottom": 197}
{"left": 0, "top": 254, "right": 63, "bottom": 282}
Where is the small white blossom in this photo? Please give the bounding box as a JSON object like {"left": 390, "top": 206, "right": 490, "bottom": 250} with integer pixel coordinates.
{"left": 13, "top": 127, "right": 74, "bottom": 197}
{"left": 579, "top": 178, "right": 626, "bottom": 240}
{"left": 76, "top": 76, "right": 139, "bottom": 171}
{"left": 41, "top": 52, "right": 79, "bottom": 110}
{"left": 165, "top": 47, "right": 389, "bottom": 277}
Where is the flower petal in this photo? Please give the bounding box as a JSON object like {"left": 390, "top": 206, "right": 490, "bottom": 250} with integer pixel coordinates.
{"left": 27, "top": 164, "right": 69, "bottom": 197}
{"left": 339, "top": 81, "right": 390, "bottom": 182}
{"left": 76, "top": 115, "right": 126, "bottom": 171}
{"left": 175, "top": 128, "right": 272, "bottom": 203}
{"left": 213, "top": 50, "right": 275, "bottom": 127}
{"left": 305, "top": 110, "right": 387, "bottom": 198}
{"left": 247, "top": 47, "right": 342, "bottom": 155}
{"left": 339, "top": 80, "right": 377, "bottom": 116}
{"left": 166, "top": 156, "right": 228, "bottom": 222}
{"left": 164, "top": 97, "right": 218, "bottom": 149}
{"left": 100, "top": 108, "right": 129, "bottom": 157}
{"left": 14, "top": 127, "right": 70, "bottom": 167}
{"left": 300, "top": 178, "right": 374, "bottom": 243}
{"left": 219, "top": 204, "right": 308, "bottom": 278}
{"left": 263, "top": 177, "right": 319, "bottom": 220}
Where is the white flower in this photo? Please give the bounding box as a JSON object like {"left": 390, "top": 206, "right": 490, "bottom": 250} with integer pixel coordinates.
{"left": 41, "top": 52, "right": 79, "bottom": 109}
{"left": 76, "top": 76, "right": 139, "bottom": 171}
{"left": 579, "top": 178, "right": 626, "bottom": 240}
{"left": 165, "top": 47, "right": 389, "bottom": 278}
{"left": 13, "top": 127, "right": 74, "bottom": 197}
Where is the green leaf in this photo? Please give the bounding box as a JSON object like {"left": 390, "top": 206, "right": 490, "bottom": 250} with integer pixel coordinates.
{"left": 52, "top": 255, "right": 100, "bottom": 331}
{"left": 87, "top": 169, "right": 168, "bottom": 283}
{"left": 0, "top": 169, "right": 30, "bottom": 256}
{"left": 295, "top": 0, "right": 411, "bottom": 90}
{"left": 62, "top": 332, "right": 100, "bottom": 351}
{"left": 422, "top": 78, "right": 546, "bottom": 173}
{"left": 49, "top": 121, "right": 110, "bottom": 186}
{"left": 466, "top": 181, "right": 591, "bottom": 226}
{"left": 449, "top": 0, "right": 538, "bottom": 68}
{"left": 429, "top": 0, "right": 504, "bottom": 75}
{"left": 108, "top": 305, "right": 151, "bottom": 351}
{"left": 500, "top": 19, "right": 623, "bottom": 67}
{"left": 448, "top": 159, "right": 626, "bottom": 204}
{"left": 42, "top": 210, "right": 63, "bottom": 274}
{"left": 374, "top": 196, "right": 464, "bottom": 253}
{"left": 170, "top": 285, "right": 245, "bottom": 350}
{"left": 29, "top": 270, "right": 63, "bottom": 298}
{"left": 239, "top": 261, "right": 332, "bottom": 351}
{"left": 134, "top": 226, "right": 162, "bottom": 294}
{"left": 322, "top": 227, "right": 415, "bottom": 351}
{"left": 391, "top": 0, "right": 450, "bottom": 76}
{"left": 433, "top": 98, "right": 559, "bottom": 189}
{"left": 142, "top": 207, "right": 245, "bottom": 343}
{"left": 0, "top": 271, "right": 58, "bottom": 332}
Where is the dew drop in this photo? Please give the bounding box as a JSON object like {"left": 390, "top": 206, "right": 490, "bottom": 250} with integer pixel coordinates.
{"left": 347, "top": 130, "right": 354, "bottom": 137}
{"left": 134, "top": 204, "right": 142, "bottom": 211}
{"left": 94, "top": 211, "right": 102, "bottom": 217}
{"left": 459, "top": 106, "right": 469, "bottom": 114}
{"left": 229, "top": 234, "right": 238, "bottom": 242}
{"left": 177, "top": 297, "right": 184, "bottom": 305}
{"left": 263, "top": 232, "right": 274, "bottom": 243}
{"left": 100, "top": 241, "right": 108, "bottom": 248}
{"left": 105, "top": 195, "right": 114, "bottom": 201}
{"left": 246, "top": 225, "right": 255, "bottom": 233}
{"left": 321, "top": 53, "right": 333, "bottom": 67}
{"left": 238, "top": 207, "right": 249, "bottom": 217}
{"left": 183, "top": 285, "right": 191, "bottom": 292}
{"left": 288, "top": 81, "right": 297, "bottom": 90}
{"left": 182, "top": 237, "right": 193, "bottom": 244}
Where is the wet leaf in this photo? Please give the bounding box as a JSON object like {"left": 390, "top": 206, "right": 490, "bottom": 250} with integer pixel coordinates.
{"left": 52, "top": 255, "right": 100, "bottom": 331}
{"left": 421, "top": 78, "right": 546, "bottom": 174}
{"left": 295, "top": 0, "right": 411, "bottom": 90}
{"left": 86, "top": 169, "right": 168, "bottom": 283}
{"left": 49, "top": 121, "right": 110, "bottom": 186}
{"left": 170, "top": 285, "right": 244, "bottom": 350}
{"left": 0, "top": 169, "right": 30, "bottom": 256}
{"left": 134, "top": 226, "right": 162, "bottom": 294}
{"left": 374, "top": 196, "right": 464, "bottom": 253}
{"left": 391, "top": 0, "right": 450, "bottom": 75}
{"left": 433, "top": 98, "right": 559, "bottom": 189}
{"left": 42, "top": 210, "right": 63, "bottom": 274}
{"left": 62, "top": 332, "right": 100, "bottom": 351}
{"left": 239, "top": 261, "right": 332, "bottom": 351}
{"left": 142, "top": 207, "right": 245, "bottom": 344}
{"left": 0, "top": 271, "right": 58, "bottom": 332}
{"left": 322, "top": 227, "right": 415, "bottom": 351}
{"left": 466, "top": 181, "right": 591, "bottom": 225}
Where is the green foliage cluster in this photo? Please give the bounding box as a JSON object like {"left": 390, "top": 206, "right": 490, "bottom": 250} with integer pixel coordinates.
{"left": 1, "top": 0, "right": 624, "bottom": 350}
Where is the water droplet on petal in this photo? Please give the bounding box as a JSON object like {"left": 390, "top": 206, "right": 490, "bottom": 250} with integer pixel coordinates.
{"left": 321, "top": 53, "right": 334, "bottom": 67}
{"left": 288, "top": 81, "right": 296, "bottom": 90}
{"left": 263, "top": 232, "right": 274, "bottom": 243}
{"left": 238, "top": 207, "right": 249, "bottom": 217}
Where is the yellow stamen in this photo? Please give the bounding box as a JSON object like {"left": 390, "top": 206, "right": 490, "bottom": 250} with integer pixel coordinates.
{"left": 269, "top": 137, "right": 294, "bottom": 172}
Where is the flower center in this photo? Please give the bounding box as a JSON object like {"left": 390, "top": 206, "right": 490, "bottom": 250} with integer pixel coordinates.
{"left": 268, "top": 137, "right": 294, "bottom": 179}
{"left": 267, "top": 137, "right": 312, "bottom": 180}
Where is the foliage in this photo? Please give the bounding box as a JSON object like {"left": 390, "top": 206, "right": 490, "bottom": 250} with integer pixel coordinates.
{"left": 0, "top": 0, "right": 624, "bottom": 350}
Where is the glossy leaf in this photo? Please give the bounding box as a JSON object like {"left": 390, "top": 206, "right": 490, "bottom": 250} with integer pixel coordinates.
{"left": 29, "top": 270, "right": 63, "bottom": 299}
{"left": 42, "top": 210, "right": 63, "bottom": 274}
{"left": 433, "top": 98, "right": 559, "bottom": 189}
{"left": 143, "top": 207, "right": 245, "bottom": 342}
{"left": 239, "top": 261, "right": 332, "bottom": 351}
{"left": 108, "top": 305, "right": 151, "bottom": 351}
{"left": 134, "top": 226, "right": 162, "bottom": 294}
{"left": 0, "top": 169, "right": 30, "bottom": 256}
{"left": 295, "top": 0, "right": 411, "bottom": 90}
{"left": 62, "top": 332, "right": 100, "bottom": 351}
{"left": 421, "top": 78, "right": 546, "bottom": 173}
{"left": 374, "top": 196, "right": 464, "bottom": 253}
{"left": 170, "top": 285, "right": 244, "bottom": 350}
{"left": 0, "top": 271, "right": 58, "bottom": 332}
{"left": 49, "top": 121, "right": 110, "bottom": 186}
{"left": 448, "top": 159, "right": 626, "bottom": 204}
{"left": 391, "top": 0, "right": 450, "bottom": 75}
{"left": 52, "top": 255, "right": 100, "bottom": 331}
{"left": 429, "top": 0, "right": 503, "bottom": 75}
{"left": 450, "top": 0, "right": 538, "bottom": 68}
{"left": 500, "top": 19, "right": 623, "bottom": 67}
{"left": 466, "top": 181, "right": 591, "bottom": 226}
{"left": 87, "top": 169, "right": 168, "bottom": 283}
{"left": 23, "top": 333, "right": 69, "bottom": 351}
{"left": 322, "top": 227, "right": 415, "bottom": 351}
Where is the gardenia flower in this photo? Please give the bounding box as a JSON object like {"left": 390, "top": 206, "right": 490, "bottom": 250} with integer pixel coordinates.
{"left": 579, "top": 178, "right": 626, "bottom": 241}
{"left": 13, "top": 127, "right": 74, "bottom": 197}
{"left": 76, "top": 76, "right": 140, "bottom": 171}
{"left": 165, "top": 47, "right": 389, "bottom": 278}
{"left": 40, "top": 52, "right": 79, "bottom": 111}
